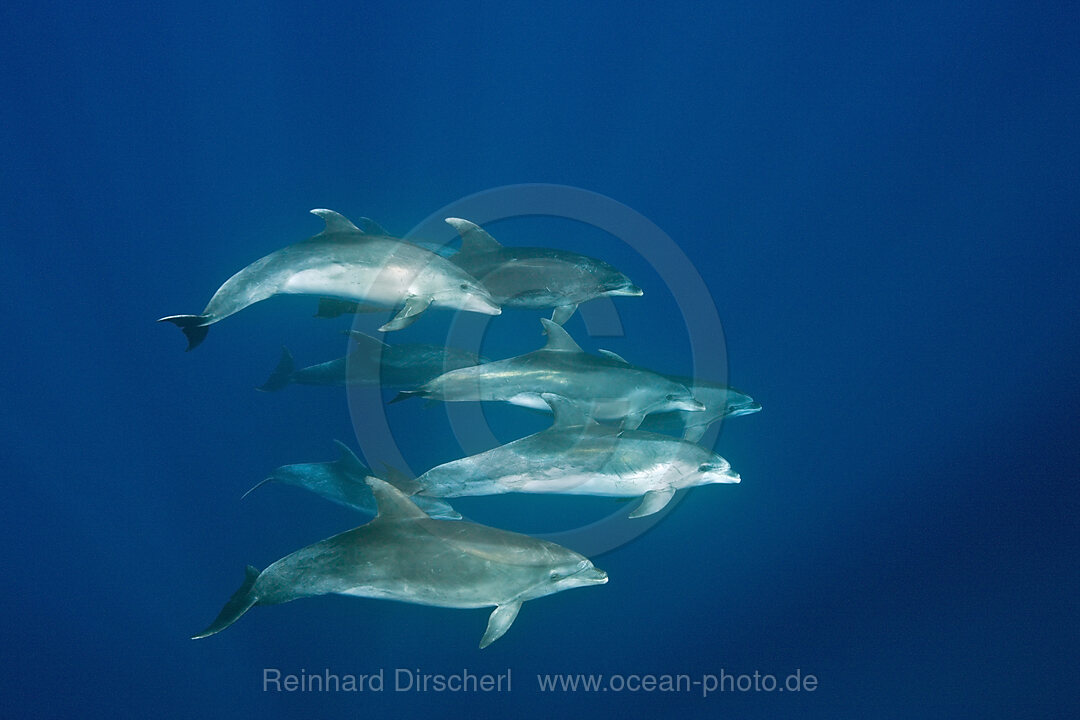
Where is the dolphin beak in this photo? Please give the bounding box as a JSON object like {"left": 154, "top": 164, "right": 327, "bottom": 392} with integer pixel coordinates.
{"left": 470, "top": 295, "right": 502, "bottom": 316}
{"left": 585, "top": 568, "right": 609, "bottom": 584}
{"left": 606, "top": 284, "right": 643, "bottom": 297}
{"left": 726, "top": 401, "right": 762, "bottom": 417}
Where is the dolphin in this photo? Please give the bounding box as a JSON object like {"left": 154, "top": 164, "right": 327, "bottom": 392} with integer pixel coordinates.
{"left": 257, "top": 332, "right": 484, "bottom": 392}
{"left": 393, "top": 318, "right": 705, "bottom": 430}
{"left": 194, "top": 477, "right": 608, "bottom": 647}
{"left": 644, "top": 376, "right": 761, "bottom": 442}
{"left": 313, "top": 218, "right": 643, "bottom": 325}
{"left": 243, "top": 440, "right": 461, "bottom": 520}
{"left": 415, "top": 394, "right": 740, "bottom": 518}
{"left": 159, "top": 209, "right": 501, "bottom": 350}
{"left": 584, "top": 348, "right": 762, "bottom": 442}
{"left": 444, "top": 218, "right": 642, "bottom": 324}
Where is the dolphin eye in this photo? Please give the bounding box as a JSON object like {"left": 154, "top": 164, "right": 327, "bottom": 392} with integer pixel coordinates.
{"left": 550, "top": 571, "right": 563, "bottom": 581}
{"left": 460, "top": 283, "right": 470, "bottom": 291}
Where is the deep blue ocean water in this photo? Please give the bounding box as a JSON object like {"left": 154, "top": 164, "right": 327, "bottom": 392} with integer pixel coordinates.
{"left": 2, "top": 2, "right": 1077, "bottom": 717}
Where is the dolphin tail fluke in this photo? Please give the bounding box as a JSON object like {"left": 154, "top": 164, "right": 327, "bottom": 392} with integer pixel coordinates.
{"left": 257, "top": 346, "right": 295, "bottom": 392}
{"left": 192, "top": 566, "right": 260, "bottom": 639}
{"left": 158, "top": 314, "right": 211, "bottom": 351}
{"left": 389, "top": 390, "right": 425, "bottom": 404}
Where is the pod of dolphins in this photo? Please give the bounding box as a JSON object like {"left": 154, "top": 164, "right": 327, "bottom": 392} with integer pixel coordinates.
{"left": 167, "top": 209, "right": 760, "bottom": 648}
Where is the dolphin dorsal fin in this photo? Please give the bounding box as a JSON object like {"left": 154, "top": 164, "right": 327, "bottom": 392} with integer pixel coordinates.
{"left": 598, "top": 349, "right": 629, "bottom": 364}
{"left": 541, "top": 393, "right": 593, "bottom": 427}
{"left": 357, "top": 217, "right": 389, "bottom": 236}
{"left": 366, "top": 477, "right": 429, "bottom": 521}
{"left": 539, "top": 318, "right": 584, "bottom": 353}
{"left": 310, "top": 209, "right": 362, "bottom": 235}
{"left": 445, "top": 218, "right": 502, "bottom": 255}
{"left": 331, "top": 440, "right": 370, "bottom": 476}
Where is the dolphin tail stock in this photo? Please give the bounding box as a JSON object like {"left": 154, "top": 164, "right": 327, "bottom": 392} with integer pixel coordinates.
{"left": 192, "top": 566, "right": 261, "bottom": 639}
{"left": 158, "top": 314, "right": 212, "bottom": 351}
{"left": 257, "top": 346, "right": 296, "bottom": 392}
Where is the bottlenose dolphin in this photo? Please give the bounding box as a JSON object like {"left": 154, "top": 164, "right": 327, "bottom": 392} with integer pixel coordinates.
{"left": 194, "top": 478, "right": 608, "bottom": 647}
{"left": 643, "top": 376, "right": 761, "bottom": 442}
{"left": 583, "top": 348, "right": 762, "bottom": 442}
{"left": 159, "top": 210, "right": 501, "bottom": 350}
{"left": 257, "top": 332, "right": 483, "bottom": 391}
{"left": 445, "top": 218, "right": 642, "bottom": 324}
{"left": 244, "top": 440, "right": 461, "bottom": 520}
{"left": 416, "top": 394, "right": 740, "bottom": 517}
{"left": 393, "top": 319, "right": 704, "bottom": 430}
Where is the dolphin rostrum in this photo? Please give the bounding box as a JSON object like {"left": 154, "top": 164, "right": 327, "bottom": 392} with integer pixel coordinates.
{"left": 194, "top": 477, "right": 608, "bottom": 647}
{"left": 393, "top": 318, "right": 705, "bottom": 430}
{"left": 244, "top": 440, "right": 461, "bottom": 520}
{"left": 159, "top": 210, "right": 501, "bottom": 350}
{"left": 257, "top": 332, "right": 484, "bottom": 392}
{"left": 415, "top": 394, "right": 740, "bottom": 518}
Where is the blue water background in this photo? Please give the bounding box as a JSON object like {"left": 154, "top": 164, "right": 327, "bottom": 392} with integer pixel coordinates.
{"left": 1, "top": 2, "right": 1077, "bottom": 717}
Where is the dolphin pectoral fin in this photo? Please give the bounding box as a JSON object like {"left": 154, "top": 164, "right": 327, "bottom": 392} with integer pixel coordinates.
{"left": 345, "top": 330, "right": 391, "bottom": 352}
{"left": 158, "top": 314, "right": 211, "bottom": 351}
{"left": 681, "top": 425, "right": 706, "bottom": 443}
{"left": 541, "top": 393, "right": 592, "bottom": 428}
{"left": 379, "top": 296, "right": 432, "bottom": 332}
{"left": 193, "top": 566, "right": 261, "bottom": 639}
{"left": 550, "top": 304, "right": 578, "bottom": 325}
{"left": 480, "top": 601, "right": 522, "bottom": 649}
{"left": 629, "top": 487, "right": 676, "bottom": 518}
{"left": 257, "top": 346, "right": 295, "bottom": 392}
{"left": 621, "top": 412, "right": 645, "bottom": 431}
{"left": 240, "top": 477, "right": 274, "bottom": 500}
